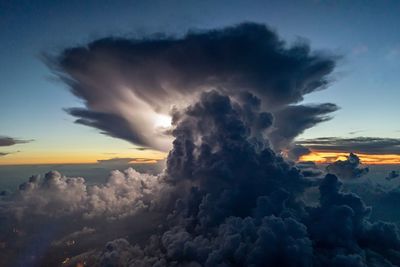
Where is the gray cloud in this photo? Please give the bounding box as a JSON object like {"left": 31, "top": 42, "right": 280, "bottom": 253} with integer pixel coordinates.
{"left": 297, "top": 137, "right": 400, "bottom": 154}
{"left": 386, "top": 170, "right": 400, "bottom": 181}
{"left": 0, "top": 136, "right": 31, "bottom": 147}
{"left": 287, "top": 144, "right": 312, "bottom": 161}
{"left": 46, "top": 22, "right": 337, "bottom": 152}
{"left": 326, "top": 153, "right": 369, "bottom": 180}
{"left": 0, "top": 136, "right": 30, "bottom": 157}
{"left": 269, "top": 103, "right": 339, "bottom": 151}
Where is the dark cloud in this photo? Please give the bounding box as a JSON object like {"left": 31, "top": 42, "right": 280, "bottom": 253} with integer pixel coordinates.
{"left": 269, "top": 103, "right": 339, "bottom": 151}
{"left": 112, "top": 92, "right": 397, "bottom": 266}
{"left": 326, "top": 153, "right": 369, "bottom": 180}
{"left": 47, "top": 22, "right": 337, "bottom": 152}
{"left": 296, "top": 161, "right": 324, "bottom": 178}
{"left": 0, "top": 152, "right": 10, "bottom": 157}
{"left": 287, "top": 144, "right": 312, "bottom": 161}
{"left": 386, "top": 170, "right": 400, "bottom": 181}
{"left": 131, "top": 147, "right": 151, "bottom": 151}
{"left": 297, "top": 137, "right": 400, "bottom": 154}
{"left": 0, "top": 136, "right": 31, "bottom": 146}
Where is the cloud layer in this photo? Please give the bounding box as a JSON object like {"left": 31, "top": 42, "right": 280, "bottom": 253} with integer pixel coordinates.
{"left": 297, "top": 137, "right": 400, "bottom": 155}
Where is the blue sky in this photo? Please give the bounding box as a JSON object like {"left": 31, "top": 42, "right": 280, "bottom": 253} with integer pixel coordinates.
{"left": 0, "top": 0, "right": 399, "bottom": 164}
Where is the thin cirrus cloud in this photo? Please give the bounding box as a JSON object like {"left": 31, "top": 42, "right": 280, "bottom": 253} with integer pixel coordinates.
{"left": 97, "top": 157, "right": 162, "bottom": 164}
{"left": 45, "top": 22, "right": 337, "bottom": 153}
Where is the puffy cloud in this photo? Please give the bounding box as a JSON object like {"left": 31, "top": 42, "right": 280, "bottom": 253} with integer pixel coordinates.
{"left": 326, "top": 153, "right": 369, "bottom": 180}
{"left": 297, "top": 137, "right": 400, "bottom": 155}
{"left": 5, "top": 168, "right": 164, "bottom": 220}
{"left": 46, "top": 22, "right": 337, "bottom": 152}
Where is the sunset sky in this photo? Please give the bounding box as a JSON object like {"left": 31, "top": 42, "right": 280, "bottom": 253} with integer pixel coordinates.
{"left": 1, "top": 0, "right": 399, "bottom": 165}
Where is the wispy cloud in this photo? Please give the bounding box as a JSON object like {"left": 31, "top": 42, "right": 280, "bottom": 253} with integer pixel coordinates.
{"left": 0, "top": 136, "right": 32, "bottom": 147}
{"left": 97, "top": 157, "right": 161, "bottom": 164}
{"left": 297, "top": 137, "right": 400, "bottom": 154}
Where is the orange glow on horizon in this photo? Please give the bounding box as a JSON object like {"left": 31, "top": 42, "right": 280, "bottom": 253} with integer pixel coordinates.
{"left": 0, "top": 151, "right": 167, "bottom": 166}
{"left": 1, "top": 149, "right": 399, "bottom": 166}
{"left": 300, "top": 151, "right": 400, "bottom": 165}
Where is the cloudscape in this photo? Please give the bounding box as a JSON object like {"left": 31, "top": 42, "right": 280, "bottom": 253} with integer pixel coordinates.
{"left": 1, "top": 1, "right": 400, "bottom": 267}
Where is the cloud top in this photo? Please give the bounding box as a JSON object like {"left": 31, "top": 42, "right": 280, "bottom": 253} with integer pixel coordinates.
{"left": 47, "top": 22, "right": 337, "bottom": 151}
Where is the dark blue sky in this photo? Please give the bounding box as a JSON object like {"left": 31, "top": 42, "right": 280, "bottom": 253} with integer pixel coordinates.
{"left": 0, "top": 0, "right": 399, "bottom": 164}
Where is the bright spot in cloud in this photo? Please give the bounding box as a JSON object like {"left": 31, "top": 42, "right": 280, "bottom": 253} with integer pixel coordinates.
{"left": 154, "top": 114, "right": 172, "bottom": 129}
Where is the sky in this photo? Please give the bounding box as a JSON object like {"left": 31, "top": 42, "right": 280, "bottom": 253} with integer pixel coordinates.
{"left": 0, "top": 0, "right": 399, "bottom": 165}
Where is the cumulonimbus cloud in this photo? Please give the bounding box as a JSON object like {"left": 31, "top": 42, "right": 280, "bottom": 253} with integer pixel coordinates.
{"left": 3, "top": 23, "right": 399, "bottom": 266}
{"left": 46, "top": 22, "right": 337, "bottom": 152}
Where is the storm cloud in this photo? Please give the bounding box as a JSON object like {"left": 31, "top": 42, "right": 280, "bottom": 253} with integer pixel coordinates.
{"left": 88, "top": 91, "right": 398, "bottom": 266}
{"left": 47, "top": 22, "right": 337, "bottom": 152}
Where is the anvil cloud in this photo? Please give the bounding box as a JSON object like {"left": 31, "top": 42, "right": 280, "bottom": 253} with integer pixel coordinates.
{"left": 47, "top": 23, "right": 337, "bottom": 152}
